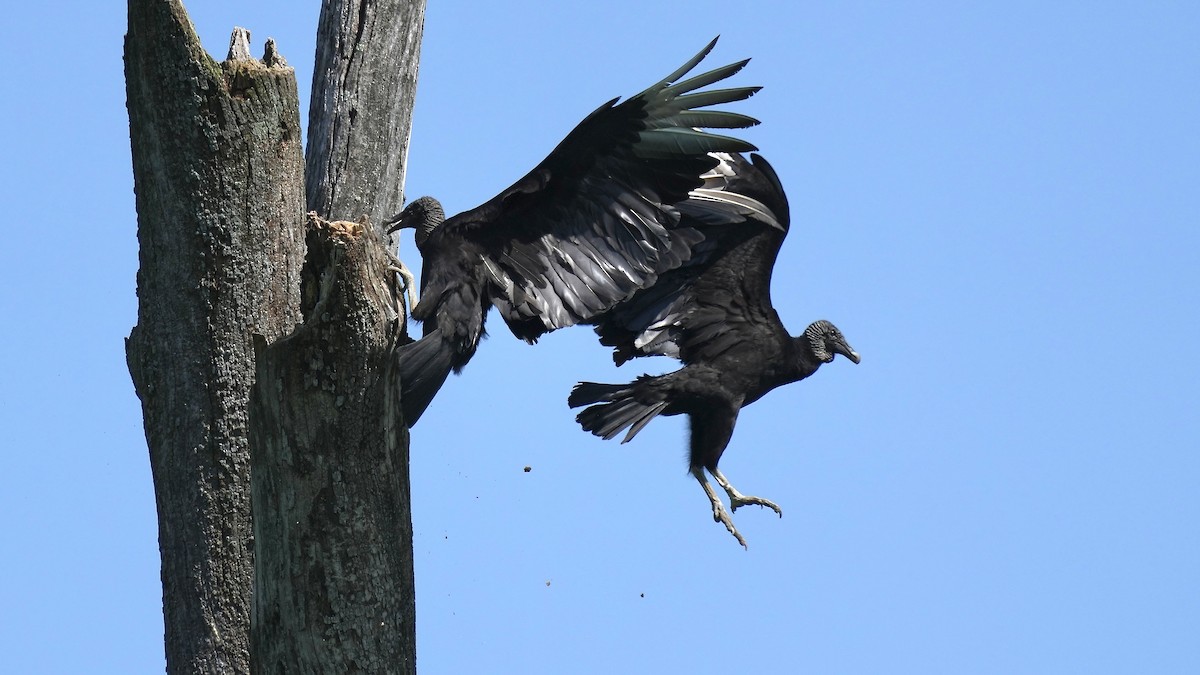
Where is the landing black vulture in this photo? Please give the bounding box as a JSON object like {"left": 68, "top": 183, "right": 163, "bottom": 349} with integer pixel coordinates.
{"left": 569, "top": 153, "right": 860, "bottom": 548}
{"left": 386, "top": 39, "right": 761, "bottom": 426}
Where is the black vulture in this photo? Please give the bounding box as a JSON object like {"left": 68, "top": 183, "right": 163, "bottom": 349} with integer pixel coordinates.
{"left": 569, "top": 153, "right": 860, "bottom": 548}
{"left": 386, "top": 39, "right": 762, "bottom": 426}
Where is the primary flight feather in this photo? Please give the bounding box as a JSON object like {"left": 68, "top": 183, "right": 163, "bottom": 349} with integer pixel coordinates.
{"left": 387, "top": 38, "right": 761, "bottom": 426}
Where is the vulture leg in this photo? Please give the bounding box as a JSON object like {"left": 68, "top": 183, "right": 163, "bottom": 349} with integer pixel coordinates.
{"left": 385, "top": 249, "right": 419, "bottom": 313}
{"left": 711, "top": 467, "right": 782, "bottom": 517}
{"left": 691, "top": 466, "right": 748, "bottom": 549}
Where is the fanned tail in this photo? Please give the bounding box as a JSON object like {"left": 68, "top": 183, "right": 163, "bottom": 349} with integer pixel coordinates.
{"left": 569, "top": 377, "right": 669, "bottom": 444}
{"left": 396, "top": 329, "right": 455, "bottom": 427}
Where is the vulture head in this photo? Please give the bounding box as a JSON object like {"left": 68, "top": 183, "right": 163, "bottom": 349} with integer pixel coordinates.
{"left": 385, "top": 196, "right": 446, "bottom": 249}
{"left": 804, "top": 320, "right": 861, "bottom": 364}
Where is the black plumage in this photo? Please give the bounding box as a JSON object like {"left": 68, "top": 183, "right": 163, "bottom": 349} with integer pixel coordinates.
{"left": 386, "top": 39, "right": 762, "bottom": 426}
{"left": 569, "top": 153, "right": 860, "bottom": 548}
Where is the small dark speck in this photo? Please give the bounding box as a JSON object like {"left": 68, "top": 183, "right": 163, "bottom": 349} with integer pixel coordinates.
{"left": 523, "top": 466, "right": 532, "bottom": 473}
{"left": 545, "top": 580, "right": 551, "bottom": 587}
{"left": 640, "top": 593, "right": 645, "bottom": 598}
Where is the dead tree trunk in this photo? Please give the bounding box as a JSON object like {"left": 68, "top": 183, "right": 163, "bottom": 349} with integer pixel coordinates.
{"left": 125, "top": 5, "right": 305, "bottom": 672}
{"left": 249, "top": 1, "right": 425, "bottom": 671}
{"left": 124, "top": 0, "right": 425, "bottom": 673}
{"left": 249, "top": 216, "right": 414, "bottom": 672}
{"left": 306, "top": 0, "right": 425, "bottom": 225}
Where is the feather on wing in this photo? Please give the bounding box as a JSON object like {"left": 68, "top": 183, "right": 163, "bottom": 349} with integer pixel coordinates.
{"left": 425, "top": 39, "right": 761, "bottom": 343}
{"left": 591, "top": 153, "right": 792, "bottom": 364}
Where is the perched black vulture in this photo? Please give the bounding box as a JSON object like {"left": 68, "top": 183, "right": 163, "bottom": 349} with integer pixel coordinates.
{"left": 386, "top": 39, "right": 762, "bottom": 426}
{"left": 569, "top": 153, "right": 860, "bottom": 548}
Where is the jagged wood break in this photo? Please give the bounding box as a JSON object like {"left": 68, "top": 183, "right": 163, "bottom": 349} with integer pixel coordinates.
{"left": 250, "top": 214, "right": 414, "bottom": 673}
{"left": 125, "top": 11, "right": 305, "bottom": 673}
{"left": 126, "top": 0, "right": 425, "bottom": 671}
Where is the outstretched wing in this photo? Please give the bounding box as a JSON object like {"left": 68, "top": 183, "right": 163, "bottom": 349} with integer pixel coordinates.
{"left": 592, "top": 153, "right": 791, "bottom": 365}
{"left": 429, "top": 38, "right": 761, "bottom": 342}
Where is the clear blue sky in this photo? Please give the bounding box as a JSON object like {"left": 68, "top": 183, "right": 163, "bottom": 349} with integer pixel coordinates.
{"left": 1, "top": 1, "right": 1196, "bottom": 673}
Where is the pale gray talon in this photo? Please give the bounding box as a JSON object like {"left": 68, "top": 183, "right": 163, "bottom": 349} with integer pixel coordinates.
{"left": 712, "top": 467, "right": 782, "bottom": 517}
{"left": 693, "top": 467, "right": 749, "bottom": 549}
{"left": 386, "top": 254, "right": 419, "bottom": 313}
{"left": 712, "top": 501, "right": 748, "bottom": 549}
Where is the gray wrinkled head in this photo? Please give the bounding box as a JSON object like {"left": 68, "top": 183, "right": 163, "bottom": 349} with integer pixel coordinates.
{"left": 804, "top": 320, "right": 861, "bottom": 364}
{"left": 385, "top": 196, "right": 445, "bottom": 249}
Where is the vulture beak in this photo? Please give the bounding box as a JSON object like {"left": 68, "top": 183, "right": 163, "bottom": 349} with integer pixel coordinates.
{"left": 384, "top": 212, "right": 410, "bottom": 234}
{"left": 837, "top": 343, "right": 861, "bottom": 364}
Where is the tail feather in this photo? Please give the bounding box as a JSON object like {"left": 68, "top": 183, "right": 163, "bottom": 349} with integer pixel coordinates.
{"left": 396, "top": 329, "right": 455, "bottom": 427}
{"left": 569, "top": 378, "right": 668, "bottom": 443}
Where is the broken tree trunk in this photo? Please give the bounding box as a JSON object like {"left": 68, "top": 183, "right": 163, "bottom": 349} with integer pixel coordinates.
{"left": 248, "top": 1, "right": 425, "bottom": 672}
{"left": 250, "top": 215, "right": 414, "bottom": 672}
{"left": 125, "top": 3, "right": 305, "bottom": 672}
{"left": 125, "top": 0, "right": 425, "bottom": 672}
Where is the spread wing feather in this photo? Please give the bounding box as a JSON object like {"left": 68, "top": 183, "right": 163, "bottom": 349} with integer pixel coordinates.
{"left": 425, "top": 38, "right": 761, "bottom": 343}
{"left": 591, "top": 153, "right": 792, "bottom": 365}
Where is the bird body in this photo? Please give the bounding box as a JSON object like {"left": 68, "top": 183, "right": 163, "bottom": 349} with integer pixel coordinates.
{"left": 410, "top": 225, "right": 491, "bottom": 371}
{"left": 389, "top": 39, "right": 763, "bottom": 426}
{"left": 570, "top": 153, "right": 860, "bottom": 547}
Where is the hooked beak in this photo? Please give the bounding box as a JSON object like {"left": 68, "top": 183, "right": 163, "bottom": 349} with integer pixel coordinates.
{"left": 384, "top": 213, "right": 410, "bottom": 234}
{"left": 837, "top": 343, "right": 861, "bottom": 364}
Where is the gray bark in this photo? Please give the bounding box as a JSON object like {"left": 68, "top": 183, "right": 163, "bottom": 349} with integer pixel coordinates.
{"left": 251, "top": 1, "right": 426, "bottom": 673}
{"left": 306, "top": 0, "right": 427, "bottom": 227}
{"left": 126, "top": 0, "right": 425, "bottom": 672}
{"left": 124, "top": 1, "right": 306, "bottom": 672}
{"left": 250, "top": 216, "right": 415, "bottom": 673}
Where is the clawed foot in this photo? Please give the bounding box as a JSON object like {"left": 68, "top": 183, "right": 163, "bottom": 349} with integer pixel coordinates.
{"left": 710, "top": 501, "right": 748, "bottom": 549}
{"left": 729, "top": 493, "right": 783, "bottom": 517}
{"left": 385, "top": 250, "right": 419, "bottom": 313}
{"left": 712, "top": 467, "right": 782, "bottom": 517}
{"left": 695, "top": 467, "right": 764, "bottom": 548}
